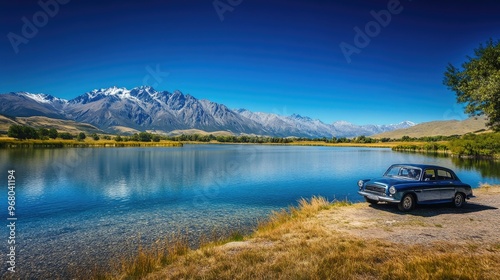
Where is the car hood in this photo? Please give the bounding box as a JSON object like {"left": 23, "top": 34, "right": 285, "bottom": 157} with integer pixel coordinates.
{"left": 367, "top": 177, "right": 418, "bottom": 187}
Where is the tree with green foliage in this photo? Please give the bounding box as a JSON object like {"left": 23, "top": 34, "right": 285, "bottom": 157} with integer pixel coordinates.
{"left": 90, "top": 133, "right": 100, "bottom": 141}
{"left": 8, "top": 125, "right": 39, "bottom": 140}
{"left": 58, "top": 132, "right": 74, "bottom": 140}
{"left": 444, "top": 39, "right": 500, "bottom": 131}
{"left": 401, "top": 135, "right": 411, "bottom": 142}
{"left": 39, "top": 128, "right": 49, "bottom": 138}
{"left": 138, "top": 132, "right": 152, "bottom": 142}
{"left": 48, "top": 128, "right": 58, "bottom": 139}
{"left": 129, "top": 133, "right": 140, "bottom": 141}
{"left": 77, "top": 132, "right": 86, "bottom": 141}
{"left": 152, "top": 135, "right": 161, "bottom": 142}
{"left": 8, "top": 125, "right": 25, "bottom": 139}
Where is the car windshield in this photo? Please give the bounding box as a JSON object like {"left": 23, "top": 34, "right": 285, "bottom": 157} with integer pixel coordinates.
{"left": 384, "top": 166, "right": 421, "bottom": 180}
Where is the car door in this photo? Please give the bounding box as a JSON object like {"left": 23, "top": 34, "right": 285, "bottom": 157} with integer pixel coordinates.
{"left": 416, "top": 169, "right": 441, "bottom": 202}
{"left": 436, "top": 169, "right": 456, "bottom": 200}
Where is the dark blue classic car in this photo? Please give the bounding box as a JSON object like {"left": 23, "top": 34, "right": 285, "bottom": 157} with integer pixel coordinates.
{"left": 358, "top": 164, "right": 475, "bottom": 211}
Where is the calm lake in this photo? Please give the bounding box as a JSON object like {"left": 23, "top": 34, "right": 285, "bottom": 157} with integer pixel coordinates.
{"left": 1, "top": 144, "right": 500, "bottom": 278}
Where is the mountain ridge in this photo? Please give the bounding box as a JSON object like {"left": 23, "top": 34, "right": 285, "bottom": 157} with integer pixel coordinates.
{"left": 0, "top": 87, "right": 415, "bottom": 137}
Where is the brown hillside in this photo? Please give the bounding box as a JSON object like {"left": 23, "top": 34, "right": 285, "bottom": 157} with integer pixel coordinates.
{"left": 374, "top": 116, "right": 489, "bottom": 138}
{"left": 0, "top": 115, "right": 103, "bottom": 134}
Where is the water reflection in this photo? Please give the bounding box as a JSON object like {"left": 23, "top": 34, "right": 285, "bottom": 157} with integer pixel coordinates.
{"left": 393, "top": 150, "right": 500, "bottom": 180}
{"left": 451, "top": 157, "right": 500, "bottom": 180}
{"left": 0, "top": 145, "right": 499, "bottom": 279}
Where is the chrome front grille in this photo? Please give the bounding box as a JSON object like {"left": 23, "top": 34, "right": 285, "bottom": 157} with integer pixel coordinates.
{"left": 365, "top": 184, "right": 386, "bottom": 195}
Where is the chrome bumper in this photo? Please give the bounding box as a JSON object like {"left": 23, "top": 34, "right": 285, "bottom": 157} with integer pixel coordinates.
{"left": 358, "top": 191, "right": 400, "bottom": 203}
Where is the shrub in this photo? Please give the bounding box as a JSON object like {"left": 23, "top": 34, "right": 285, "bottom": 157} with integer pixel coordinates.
{"left": 58, "top": 132, "right": 74, "bottom": 140}
{"left": 8, "top": 125, "right": 39, "bottom": 140}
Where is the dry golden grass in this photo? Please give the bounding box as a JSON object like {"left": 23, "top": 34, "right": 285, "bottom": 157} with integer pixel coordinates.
{"left": 90, "top": 191, "right": 490, "bottom": 280}
{"left": 476, "top": 183, "right": 500, "bottom": 194}
{"left": 138, "top": 195, "right": 500, "bottom": 280}
{"left": 86, "top": 186, "right": 500, "bottom": 279}
{"left": 287, "top": 141, "right": 427, "bottom": 148}
{"left": 0, "top": 137, "right": 183, "bottom": 148}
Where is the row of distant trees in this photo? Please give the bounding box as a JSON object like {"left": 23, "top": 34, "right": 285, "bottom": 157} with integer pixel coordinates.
{"left": 393, "top": 133, "right": 500, "bottom": 157}
{"left": 7, "top": 125, "right": 106, "bottom": 141}
{"left": 155, "top": 133, "right": 465, "bottom": 144}
{"left": 295, "top": 134, "right": 461, "bottom": 144}
{"left": 8, "top": 125, "right": 59, "bottom": 140}
{"left": 3, "top": 125, "right": 500, "bottom": 148}
{"left": 6, "top": 125, "right": 164, "bottom": 142}
{"left": 165, "top": 134, "right": 294, "bottom": 143}
{"left": 448, "top": 133, "right": 500, "bottom": 157}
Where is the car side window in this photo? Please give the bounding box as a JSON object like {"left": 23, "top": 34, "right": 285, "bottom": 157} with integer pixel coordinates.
{"left": 424, "top": 169, "right": 435, "bottom": 181}
{"left": 437, "top": 169, "right": 453, "bottom": 181}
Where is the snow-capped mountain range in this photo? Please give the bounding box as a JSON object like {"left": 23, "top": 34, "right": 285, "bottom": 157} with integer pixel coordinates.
{"left": 0, "top": 86, "right": 415, "bottom": 137}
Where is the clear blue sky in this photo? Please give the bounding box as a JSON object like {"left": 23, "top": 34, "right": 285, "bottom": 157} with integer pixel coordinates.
{"left": 1, "top": 0, "right": 500, "bottom": 125}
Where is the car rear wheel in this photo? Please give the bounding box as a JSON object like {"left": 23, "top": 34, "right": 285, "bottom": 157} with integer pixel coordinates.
{"left": 365, "top": 197, "right": 378, "bottom": 205}
{"left": 453, "top": 192, "right": 465, "bottom": 208}
{"left": 398, "top": 194, "right": 415, "bottom": 211}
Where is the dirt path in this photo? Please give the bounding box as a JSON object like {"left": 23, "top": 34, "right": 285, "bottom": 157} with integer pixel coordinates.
{"left": 317, "top": 186, "right": 500, "bottom": 246}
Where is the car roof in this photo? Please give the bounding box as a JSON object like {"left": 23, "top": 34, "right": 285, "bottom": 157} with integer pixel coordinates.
{"left": 390, "top": 164, "right": 453, "bottom": 171}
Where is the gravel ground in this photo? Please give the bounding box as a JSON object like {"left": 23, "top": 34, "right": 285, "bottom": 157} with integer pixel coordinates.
{"left": 318, "top": 186, "right": 500, "bottom": 246}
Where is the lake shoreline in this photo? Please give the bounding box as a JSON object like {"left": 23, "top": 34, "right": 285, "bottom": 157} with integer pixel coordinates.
{"left": 134, "top": 185, "right": 500, "bottom": 279}
{"left": 2, "top": 137, "right": 498, "bottom": 160}
{"left": 0, "top": 138, "right": 183, "bottom": 148}
{"left": 0, "top": 137, "right": 422, "bottom": 149}
{"left": 1, "top": 144, "right": 498, "bottom": 279}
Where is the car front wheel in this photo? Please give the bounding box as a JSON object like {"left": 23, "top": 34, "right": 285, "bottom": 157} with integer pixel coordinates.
{"left": 398, "top": 194, "right": 415, "bottom": 211}
{"left": 453, "top": 192, "right": 465, "bottom": 208}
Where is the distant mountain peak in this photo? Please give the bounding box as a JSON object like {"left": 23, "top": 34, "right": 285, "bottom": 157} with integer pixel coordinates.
{"left": 91, "top": 86, "right": 128, "bottom": 94}
{"left": 332, "top": 120, "right": 352, "bottom": 125}
{"left": 21, "top": 92, "right": 67, "bottom": 104}
{"left": 136, "top": 85, "right": 156, "bottom": 91}
{"left": 400, "top": 120, "right": 416, "bottom": 126}
{"left": 0, "top": 86, "right": 415, "bottom": 138}
{"left": 290, "top": 113, "right": 313, "bottom": 122}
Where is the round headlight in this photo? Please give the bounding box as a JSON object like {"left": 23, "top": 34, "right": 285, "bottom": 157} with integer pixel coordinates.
{"left": 358, "top": 180, "right": 364, "bottom": 188}
{"left": 389, "top": 186, "right": 396, "bottom": 194}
